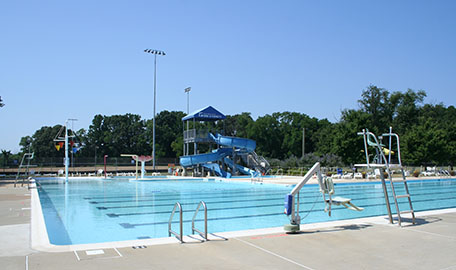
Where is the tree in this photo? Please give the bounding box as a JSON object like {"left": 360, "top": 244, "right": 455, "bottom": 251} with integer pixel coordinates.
{"left": 218, "top": 113, "right": 254, "bottom": 138}
{"left": 332, "top": 109, "right": 371, "bottom": 165}
{"left": 19, "top": 136, "right": 33, "bottom": 153}
{"left": 148, "top": 110, "right": 186, "bottom": 158}
{"left": 247, "top": 114, "right": 283, "bottom": 158}
{"left": 1, "top": 150, "right": 12, "bottom": 166}
{"left": 0, "top": 96, "right": 4, "bottom": 107}
{"left": 358, "top": 85, "right": 392, "bottom": 133}
{"left": 85, "top": 114, "right": 149, "bottom": 157}
{"left": 391, "top": 89, "right": 426, "bottom": 134}
{"left": 25, "top": 125, "right": 65, "bottom": 158}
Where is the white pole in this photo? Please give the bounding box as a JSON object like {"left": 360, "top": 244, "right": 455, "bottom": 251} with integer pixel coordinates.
{"left": 153, "top": 53, "right": 157, "bottom": 171}
{"left": 141, "top": 161, "right": 146, "bottom": 179}
{"left": 65, "top": 120, "right": 69, "bottom": 183}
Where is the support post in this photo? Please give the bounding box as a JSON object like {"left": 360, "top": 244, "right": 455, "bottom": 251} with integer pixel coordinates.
{"left": 65, "top": 120, "right": 69, "bottom": 183}
{"left": 104, "top": 155, "right": 108, "bottom": 179}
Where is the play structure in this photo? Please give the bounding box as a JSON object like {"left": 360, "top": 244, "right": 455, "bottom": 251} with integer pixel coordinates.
{"left": 283, "top": 127, "right": 415, "bottom": 232}
{"left": 179, "top": 106, "right": 270, "bottom": 178}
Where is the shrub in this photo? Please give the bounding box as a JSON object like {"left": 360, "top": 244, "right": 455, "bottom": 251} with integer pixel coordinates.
{"left": 413, "top": 170, "right": 420, "bottom": 177}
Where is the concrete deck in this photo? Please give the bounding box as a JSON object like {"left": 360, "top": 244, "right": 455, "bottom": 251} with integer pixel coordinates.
{"left": 1, "top": 181, "right": 456, "bottom": 270}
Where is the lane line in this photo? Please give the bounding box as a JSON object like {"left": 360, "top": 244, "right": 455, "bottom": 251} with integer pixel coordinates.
{"left": 377, "top": 222, "right": 456, "bottom": 240}
{"left": 74, "top": 251, "right": 81, "bottom": 261}
{"left": 114, "top": 247, "right": 123, "bottom": 257}
{"left": 402, "top": 227, "right": 456, "bottom": 240}
{"left": 235, "top": 238, "right": 315, "bottom": 270}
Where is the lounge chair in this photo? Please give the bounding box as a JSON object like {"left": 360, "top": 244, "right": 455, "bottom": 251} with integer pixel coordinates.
{"left": 354, "top": 172, "right": 363, "bottom": 179}
{"left": 342, "top": 173, "right": 353, "bottom": 179}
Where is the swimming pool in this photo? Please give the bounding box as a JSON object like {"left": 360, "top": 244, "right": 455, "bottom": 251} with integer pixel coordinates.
{"left": 36, "top": 177, "right": 456, "bottom": 245}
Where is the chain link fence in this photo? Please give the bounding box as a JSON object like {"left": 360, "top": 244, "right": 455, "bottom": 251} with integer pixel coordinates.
{"left": 0, "top": 156, "right": 180, "bottom": 176}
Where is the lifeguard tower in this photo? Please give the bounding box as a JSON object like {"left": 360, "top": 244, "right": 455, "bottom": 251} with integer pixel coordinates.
{"left": 355, "top": 127, "right": 415, "bottom": 226}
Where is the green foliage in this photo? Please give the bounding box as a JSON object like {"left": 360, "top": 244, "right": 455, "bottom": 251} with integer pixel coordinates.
{"left": 148, "top": 110, "right": 186, "bottom": 158}
{"left": 11, "top": 86, "right": 456, "bottom": 167}
{"left": 27, "top": 125, "right": 65, "bottom": 158}
{"left": 1, "top": 150, "right": 12, "bottom": 166}
{"left": 85, "top": 114, "right": 149, "bottom": 157}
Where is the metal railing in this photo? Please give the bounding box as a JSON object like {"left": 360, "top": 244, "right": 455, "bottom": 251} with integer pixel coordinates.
{"left": 168, "top": 202, "right": 183, "bottom": 243}
{"left": 288, "top": 162, "right": 324, "bottom": 225}
{"left": 191, "top": 201, "right": 208, "bottom": 241}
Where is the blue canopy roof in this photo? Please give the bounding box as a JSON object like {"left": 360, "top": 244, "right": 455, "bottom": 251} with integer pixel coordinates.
{"left": 182, "top": 106, "right": 226, "bottom": 121}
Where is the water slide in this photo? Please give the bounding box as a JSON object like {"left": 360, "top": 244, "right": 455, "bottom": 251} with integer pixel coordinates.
{"left": 223, "top": 157, "right": 259, "bottom": 177}
{"left": 180, "top": 148, "right": 232, "bottom": 177}
{"left": 209, "top": 133, "right": 256, "bottom": 152}
{"left": 202, "top": 163, "right": 231, "bottom": 178}
{"left": 179, "top": 133, "right": 259, "bottom": 177}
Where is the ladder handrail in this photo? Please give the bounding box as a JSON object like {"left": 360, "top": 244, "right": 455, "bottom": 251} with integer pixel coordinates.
{"left": 191, "top": 201, "right": 208, "bottom": 241}
{"left": 168, "top": 202, "right": 183, "bottom": 243}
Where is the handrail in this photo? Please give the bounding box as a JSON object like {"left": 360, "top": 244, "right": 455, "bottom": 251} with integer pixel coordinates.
{"left": 288, "top": 162, "right": 324, "bottom": 225}
{"left": 381, "top": 127, "right": 402, "bottom": 167}
{"left": 275, "top": 168, "right": 283, "bottom": 176}
{"left": 357, "top": 129, "right": 390, "bottom": 167}
{"left": 290, "top": 162, "right": 322, "bottom": 196}
{"left": 191, "top": 201, "right": 208, "bottom": 241}
{"left": 168, "top": 202, "right": 183, "bottom": 243}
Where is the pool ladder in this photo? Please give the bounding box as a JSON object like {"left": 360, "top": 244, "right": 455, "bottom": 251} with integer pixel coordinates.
{"left": 168, "top": 202, "right": 183, "bottom": 243}
{"left": 168, "top": 201, "right": 208, "bottom": 243}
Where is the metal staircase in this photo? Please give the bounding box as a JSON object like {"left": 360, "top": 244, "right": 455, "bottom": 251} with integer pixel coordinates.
{"left": 356, "top": 127, "right": 415, "bottom": 226}
{"left": 245, "top": 151, "right": 270, "bottom": 175}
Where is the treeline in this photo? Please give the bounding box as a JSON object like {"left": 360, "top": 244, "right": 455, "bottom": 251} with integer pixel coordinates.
{"left": 2, "top": 86, "right": 456, "bottom": 167}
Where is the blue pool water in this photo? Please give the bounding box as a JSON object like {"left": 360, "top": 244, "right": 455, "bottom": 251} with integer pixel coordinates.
{"left": 36, "top": 178, "right": 456, "bottom": 245}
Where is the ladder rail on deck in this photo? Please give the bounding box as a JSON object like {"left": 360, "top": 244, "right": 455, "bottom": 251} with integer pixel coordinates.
{"left": 192, "top": 201, "right": 208, "bottom": 241}
{"left": 168, "top": 202, "right": 184, "bottom": 243}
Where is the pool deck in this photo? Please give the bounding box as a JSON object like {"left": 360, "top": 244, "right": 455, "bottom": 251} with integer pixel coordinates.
{"left": 1, "top": 178, "right": 456, "bottom": 270}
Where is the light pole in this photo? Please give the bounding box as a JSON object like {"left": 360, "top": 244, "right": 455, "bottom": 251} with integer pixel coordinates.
{"left": 144, "top": 49, "right": 166, "bottom": 171}
{"left": 185, "top": 87, "right": 191, "bottom": 114}
{"left": 185, "top": 86, "right": 191, "bottom": 128}
{"left": 184, "top": 87, "right": 191, "bottom": 156}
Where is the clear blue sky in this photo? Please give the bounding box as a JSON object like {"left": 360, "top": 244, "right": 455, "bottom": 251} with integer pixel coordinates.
{"left": 1, "top": 0, "right": 455, "bottom": 153}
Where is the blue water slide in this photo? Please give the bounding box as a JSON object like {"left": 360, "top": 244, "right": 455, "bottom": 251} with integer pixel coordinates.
{"left": 209, "top": 133, "right": 256, "bottom": 152}
{"left": 180, "top": 148, "right": 232, "bottom": 167}
{"left": 224, "top": 157, "right": 260, "bottom": 177}
{"left": 202, "top": 163, "right": 231, "bottom": 178}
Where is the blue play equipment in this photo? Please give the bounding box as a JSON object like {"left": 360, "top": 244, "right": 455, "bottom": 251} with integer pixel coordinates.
{"left": 179, "top": 106, "right": 270, "bottom": 177}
